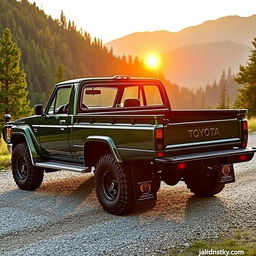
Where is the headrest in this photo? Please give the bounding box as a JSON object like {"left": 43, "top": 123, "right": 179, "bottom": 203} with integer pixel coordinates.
{"left": 123, "top": 98, "right": 141, "bottom": 107}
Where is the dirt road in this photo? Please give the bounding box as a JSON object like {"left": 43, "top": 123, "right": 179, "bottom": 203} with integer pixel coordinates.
{"left": 1, "top": 135, "right": 256, "bottom": 255}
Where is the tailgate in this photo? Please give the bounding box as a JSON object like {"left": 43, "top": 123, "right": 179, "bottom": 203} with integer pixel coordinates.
{"left": 164, "top": 118, "right": 242, "bottom": 151}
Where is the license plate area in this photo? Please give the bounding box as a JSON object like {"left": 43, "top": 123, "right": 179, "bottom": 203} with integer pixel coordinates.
{"left": 130, "top": 163, "right": 157, "bottom": 204}
{"left": 218, "top": 164, "right": 235, "bottom": 184}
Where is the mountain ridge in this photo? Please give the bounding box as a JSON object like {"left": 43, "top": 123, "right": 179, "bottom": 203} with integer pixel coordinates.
{"left": 106, "top": 15, "right": 256, "bottom": 56}
{"left": 106, "top": 15, "right": 255, "bottom": 88}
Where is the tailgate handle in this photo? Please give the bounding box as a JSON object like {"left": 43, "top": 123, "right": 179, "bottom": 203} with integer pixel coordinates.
{"left": 59, "top": 120, "right": 66, "bottom": 124}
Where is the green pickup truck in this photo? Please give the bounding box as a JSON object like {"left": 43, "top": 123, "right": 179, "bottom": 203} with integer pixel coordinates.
{"left": 2, "top": 76, "right": 255, "bottom": 215}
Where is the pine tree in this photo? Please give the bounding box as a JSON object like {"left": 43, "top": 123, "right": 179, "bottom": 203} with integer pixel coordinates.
{"left": 217, "top": 70, "right": 229, "bottom": 109}
{"left": 60, "top": 10, "right": 67, "bottom": 29}
{"left": 201, "top": 96, "right": 205, "bottom": 109}
{"left": 0, "top": 28, "right": 31, "bottom": 126}
{"left": 235, "top": 37, "right": 256, "bottom": 116}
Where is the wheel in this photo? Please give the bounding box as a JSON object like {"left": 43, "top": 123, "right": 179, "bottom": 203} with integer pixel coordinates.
{"left": 12, "top": 143, "right": 44, "bottom": 190}
{"left": 95, "top": 154, "right": 134, "bottom": 215}
{"left": 184, "top": 169, "right": 225, "bottom": 197}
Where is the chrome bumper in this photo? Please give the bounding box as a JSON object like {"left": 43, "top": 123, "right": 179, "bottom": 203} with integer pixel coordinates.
{"left": 156, "top": 147, "right": 256, "bottom": 164}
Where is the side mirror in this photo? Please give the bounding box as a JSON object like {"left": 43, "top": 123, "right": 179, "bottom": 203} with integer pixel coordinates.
{"left": 34, "top": 104, "right": 44, "bottom": 115}
{"left": 4, "top": 114, "right": 11, "bottom": 123}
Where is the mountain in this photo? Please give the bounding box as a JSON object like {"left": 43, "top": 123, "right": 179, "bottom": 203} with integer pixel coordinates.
{"left": 106, "top": 15, "right": 256, "bottom": 56}
{"left": 162, "top": 41, "right": 251, "bottom": 88}
{"left": 106, "top": 15, "right": 255, "bottom": 88}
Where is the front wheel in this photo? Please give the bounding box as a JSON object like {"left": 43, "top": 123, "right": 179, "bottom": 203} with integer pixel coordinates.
{"left": 184, "top": 169, "right": 225, "bottom": 197}
{"left": 12, "top": 143, "right": 44, "bottom": 190}
{"left": 95, "top": 154, "right": 134, "bottom": 215}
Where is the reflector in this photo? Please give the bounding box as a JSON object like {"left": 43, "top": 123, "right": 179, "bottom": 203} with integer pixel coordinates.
{"left": 177, "top": 163, "right": 187, "bottom": 169}
{"left": 239, "top": 155, "right": 247, "bottom": 161}
{"left": 157, "top": 152, "right": 164, "bottom": 157}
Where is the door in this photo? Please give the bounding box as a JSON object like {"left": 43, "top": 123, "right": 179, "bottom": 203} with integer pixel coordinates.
{"left": 39, "top": 85, "right": 73, "bottom": 159}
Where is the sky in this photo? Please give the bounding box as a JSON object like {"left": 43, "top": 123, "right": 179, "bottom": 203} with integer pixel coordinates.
{"left": 27, "top": 0, "right": 256, "bottom": 42}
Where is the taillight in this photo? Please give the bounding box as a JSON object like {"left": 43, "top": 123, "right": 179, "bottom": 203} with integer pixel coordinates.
{"left": 241, "top": 120, "right": 248, "bottom": 148}
{"left": 155, "top": 128, "right": 163, "bottom": 139}
{"left": 155, "top": 127, "right": 164, "bottom": 151}
{"left": 4, "top": 127, "right": 12, "bottom": 143}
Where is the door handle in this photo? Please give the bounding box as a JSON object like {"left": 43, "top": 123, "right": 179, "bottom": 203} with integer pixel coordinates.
{"left": 59, "top": 120, "right": 66, "bottom": 124}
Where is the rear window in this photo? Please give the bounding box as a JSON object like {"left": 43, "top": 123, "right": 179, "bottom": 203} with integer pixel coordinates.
{"left": 120, "top": 85, "right": 163, "bottom": 107}
{"left": 80, "top": 83, "right": 164, "bottom": 111}
{"left": 81, "top": 86, "right": 117, "bottom": 109}
{"left": 144, "top": 85, "right": 163, "bottom": 106}
{"left": 120, "top": 86, "right": 143, "bottom": 107}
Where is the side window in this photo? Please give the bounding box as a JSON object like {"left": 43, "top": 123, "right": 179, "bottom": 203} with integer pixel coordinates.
{"left": 144, "top": 85, "right": 163, "bottom": 106}
{"left": 120, "top": 86, "right": 144, "bottom": 107}
{"left": 81, "top": 86, "right": 118, "bottom": 109}
{"left": 47, "top": 86, "right": 71, "bottom": 115}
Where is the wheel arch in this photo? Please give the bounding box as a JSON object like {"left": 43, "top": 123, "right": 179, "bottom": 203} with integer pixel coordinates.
{"left": 11, "top": 127, "right": 42, "bottom": 165}
{"left": 84, "top": 136, "right": 122, "bottom": 167}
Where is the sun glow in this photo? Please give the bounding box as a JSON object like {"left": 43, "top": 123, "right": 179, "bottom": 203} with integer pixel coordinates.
{"left": 144, "top": 53, "right": 161, "bottom": 69}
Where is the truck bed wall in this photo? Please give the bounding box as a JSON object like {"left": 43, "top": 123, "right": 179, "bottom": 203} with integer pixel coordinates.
{"left": 168, "top": 109, "right": 246, "bottom": 122}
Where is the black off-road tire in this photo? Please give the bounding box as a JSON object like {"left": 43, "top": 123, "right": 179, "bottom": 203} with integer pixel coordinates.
{"left": 12, "top": 143, "right": 44, "bottom": 190}
{"left": 185, "top": 170, "right": 225, "bottom": 197}
{"left": 95, "top": 154, "right": 134, "bottom": 215}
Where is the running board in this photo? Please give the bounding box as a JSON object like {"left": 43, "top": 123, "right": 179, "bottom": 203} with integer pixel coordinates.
{"left": 35, "top": 161, "right": 90, "bottom": 173}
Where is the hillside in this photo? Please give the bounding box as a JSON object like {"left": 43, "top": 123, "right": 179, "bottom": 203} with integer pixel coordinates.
{"left": 162, "top": 41, "right": 251, "bottom": 88}
{"left": 0, "top": 0, "right": 154, "bottom": 105}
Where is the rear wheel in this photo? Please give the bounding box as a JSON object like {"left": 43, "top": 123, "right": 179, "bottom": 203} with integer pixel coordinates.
{"left": 95, "top": 154, "right": 134, "bottom": 215}
{"left": 184, "top": 169, "right": 225, "bottom": 197}
{"left": 12, "top": 143, "right": 44, "bottom": 190}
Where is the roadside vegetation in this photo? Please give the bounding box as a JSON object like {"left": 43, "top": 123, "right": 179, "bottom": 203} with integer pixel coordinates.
{"left": 248, "top": 117, "right": 256, "bottom": 133}
{"left": 0, "top": 140, "right": 11, "bottom": 170}
{"left": 167, "top": 230, "right": 256, "bottom": 256}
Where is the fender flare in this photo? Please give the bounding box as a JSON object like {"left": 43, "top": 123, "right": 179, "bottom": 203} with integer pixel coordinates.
{"left": 11, "top": 126, "right": 43, "bottom": 165}
{"left": 84, "top": 136, "right": 123, "bottom": 163}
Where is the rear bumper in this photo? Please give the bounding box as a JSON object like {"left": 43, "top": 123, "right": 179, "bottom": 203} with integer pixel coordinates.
{"left": 155, "top": 147, "right": 256, "bottom": 165}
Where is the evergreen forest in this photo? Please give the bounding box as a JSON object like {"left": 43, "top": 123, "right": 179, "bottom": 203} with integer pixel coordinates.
{"left": 0, "top": 0, "right": 240, "bottom": 109}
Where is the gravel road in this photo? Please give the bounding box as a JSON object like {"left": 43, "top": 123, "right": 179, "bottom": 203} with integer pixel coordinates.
{"left": 1, "top": 135, "right": 256, "bottom": 256}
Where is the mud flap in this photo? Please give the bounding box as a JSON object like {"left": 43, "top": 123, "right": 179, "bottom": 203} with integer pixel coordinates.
{"left": 130, "top": 163, "right": 158, "bottom": 204}
{"left": 217, "top": 164, "right": 235, "bottom": 184}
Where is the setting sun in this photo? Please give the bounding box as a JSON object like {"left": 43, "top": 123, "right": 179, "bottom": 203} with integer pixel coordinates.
{"left": 144, "top": 53, "right": 161, "bottom": 69}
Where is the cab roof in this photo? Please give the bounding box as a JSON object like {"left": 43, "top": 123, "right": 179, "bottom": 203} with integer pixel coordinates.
{"left": 55, "top": 75, "right": 161, "bottom": 86}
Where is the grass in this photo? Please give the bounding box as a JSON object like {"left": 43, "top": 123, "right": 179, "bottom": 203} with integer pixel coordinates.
{"left": 0, "top": 139, "right": 11, "bottom": 170}
{"left": 166, "top": 230, "right": 256, "bottom": 256}
{"left": 248, "top": 117, "right": 256, "bottom": 133}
